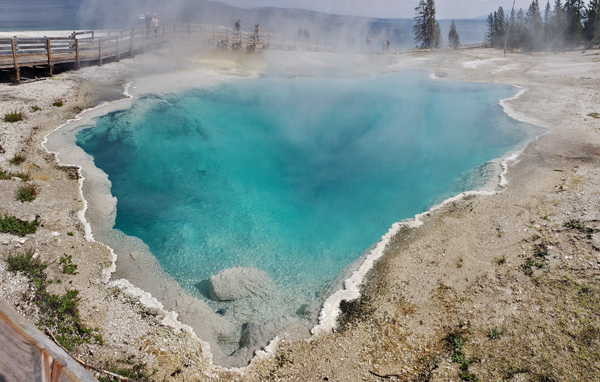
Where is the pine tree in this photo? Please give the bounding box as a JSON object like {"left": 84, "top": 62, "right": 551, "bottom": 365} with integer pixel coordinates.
{"left": 517, "top": 8, "right": 528, "bottom": 47}
{"left": 564, "top": 0, "right": 584, "bottom": 47}
{"left": 583, "top": 0, "right": 600, "bottom": 47}
{"left": 548, "top": 0, "right": 566, "bottom": 49}
{"left": 413, "top": 0, "right": 440, "bottom": 49}
{"left": 525, "top": 0, "right": 545, "bottom": 50}
{"left": 486, "top": 12, "right": 495, "bottom": 45}
{"left": 496, "top": 7, "right": 507, "bottom": 46}
{"left": 508, "top": 8, "right": 520, "bottom": 49}
{"left": 544, "top": 1, "right": 552, "bottom": 43}
{"left": 448, "top": 19, "right": 461, "bottom": 48}
{"left": 413, "top": 0, "right": 428, "bottom": 48}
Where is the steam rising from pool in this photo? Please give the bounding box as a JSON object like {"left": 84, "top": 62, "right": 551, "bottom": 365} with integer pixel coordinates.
{"left": 75, "top": 72, "right": 540, "bottom": 362}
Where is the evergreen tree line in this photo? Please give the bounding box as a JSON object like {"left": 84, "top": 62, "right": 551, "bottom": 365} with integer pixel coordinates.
{"left": 486, "top": 0, "right": 600, "bottom": 51}
{"left": 413, "top": 0, "right": 443, "bottom": 49}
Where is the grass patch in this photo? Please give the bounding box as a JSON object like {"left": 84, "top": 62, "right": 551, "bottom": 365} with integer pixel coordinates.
{"left": 4, "top": 110, "right": 24, "bottom": 123}
{"left": 67, "top": 231, "right": 74, "bottom": 236}
{"left": 98, "top": 357, "right": 156, "bottom": 382}
{"left": 0, "top": 168, "right": 31, "bottom": 181}
{"left": 16, "top": 184, "right": 40, "bottom": 202}
{"left": 445, "top": 325, "right": 479, "bottom": 381}
{"left": 4, "top": 249, "right": 102, "bottom": 351}
{"left": 0, "top": 215, "right": 40, "bottom": 236}
{"left": 496, "top": 255, "right": 506, "bottom": 265}
{"left": 30, "top": 105, "right": 42, "bottom": 112}
{"left": 564, "top": 219, "right": 598, "bottom": 238}
{"left": 588, "top": 112, "right": 600, "bottom": 119}
{"left": 52, "top": 99, "right": 64, "bottom": 107}
{"left": 488, "top": 328, "right": 499, "bottom": 339}
{"left": 8, "top": 154, "right": 26, "bottom": 165}
{"left": 59, "top": 253, "right": 78, "bottom": 275}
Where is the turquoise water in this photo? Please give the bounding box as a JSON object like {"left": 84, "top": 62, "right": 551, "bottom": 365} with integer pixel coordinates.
{"left": 76, "top": 72, "right": 538, "bottom": 330}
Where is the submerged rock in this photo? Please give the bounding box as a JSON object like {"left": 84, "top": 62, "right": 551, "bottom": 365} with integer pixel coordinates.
{"left": 208, "top": 267, "right": 275, "bottom": 301}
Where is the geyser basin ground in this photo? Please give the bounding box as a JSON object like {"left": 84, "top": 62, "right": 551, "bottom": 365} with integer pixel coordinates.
{"left": 74, "top": 71, "right": 540, "bottom": 360}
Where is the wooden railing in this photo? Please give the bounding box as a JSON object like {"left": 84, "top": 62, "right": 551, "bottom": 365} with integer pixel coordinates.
{"left": 0, "top": 23, "right": 335, "bottom": 82}
{"left": 459, "top": 42, "right": 490, "bottom": 49}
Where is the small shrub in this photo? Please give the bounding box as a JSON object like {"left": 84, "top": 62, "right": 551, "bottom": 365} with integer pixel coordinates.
{"left": 7, "top": 249, "right": 46, "bottom": 281}
{"left": 52, "top": 99, "right": 64, "bottom": 107}
{"left": 496, "top": 255, "right": 506, "bottom": 265}
{"left": 59, "top": 254, "right": 78, "bottom": 275}
{"left": 9, "top": 154, "right": 25, "bottom": 165}
{"left": 488, "top": 328, "right": 499, "bottom": 339}
{"left": 588, "top": 112, "right": 600, "bottom": 119}
{"left": 0, "top": 169, "right": 32, "bottom": 181}
{"left": 0, "top": 215, "right": 40, "bottom": 236}
{"left": 522, "top": 258, "right": 534, "bottom": 275}
{"left": 16, "top": 184, "right": 40, "bottom": 202}
{"left": 4, "top": 110, "right": 24, "bottom": 123}
{"left": 67, "top": 231, "right": 74, "bottom": 236}
{"left": 30, "top": 105, "right": 42, "bottom": 112}
{"left": 532, "top": 234, "right": 540, "bottom": 240}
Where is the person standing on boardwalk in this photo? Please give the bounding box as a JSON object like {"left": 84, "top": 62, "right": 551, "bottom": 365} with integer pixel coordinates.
{"left": 145, "top": 13, "right": 151, "bottom": 35}
{"left": 235, "top": 20, "right": 241, "bottom": 31}
{"left": 255, "top": 24, "right": 260, "bottom": 41}
{"left": 386, "top": 39, "right": 390, "bottom": 51}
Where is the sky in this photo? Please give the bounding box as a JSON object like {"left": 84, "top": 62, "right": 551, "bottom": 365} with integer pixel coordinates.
{"left": 216, "top": 0, "right": 535, "bottom": 19}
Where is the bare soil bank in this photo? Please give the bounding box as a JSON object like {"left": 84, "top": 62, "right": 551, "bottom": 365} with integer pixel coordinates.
{"left": 1, "top": 47, "right": 599, "bottom": 381}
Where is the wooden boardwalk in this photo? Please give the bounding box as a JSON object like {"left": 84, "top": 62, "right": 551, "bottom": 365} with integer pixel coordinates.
{"left": 0, "top": 23, "right": 335, "bottom": 82}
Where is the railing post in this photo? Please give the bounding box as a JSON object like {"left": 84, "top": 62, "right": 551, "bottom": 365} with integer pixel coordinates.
{"left": 98, "top": 39, "right": 102, "bottom": 66}
{"left": 46, "top": 38, "right": 53, "bottom": 76}
{"left": 75, "top": 39, "right": 80, "bottom": 68}
{"left": 116, "top": 36, "right": 120, "bottom": 61}
{"left": 11, "top": 39, "right": 20, "bottom": 82}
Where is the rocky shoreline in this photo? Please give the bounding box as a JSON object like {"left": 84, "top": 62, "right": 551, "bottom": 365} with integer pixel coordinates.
{"left": 1, "top": 47, "right": 599, "bottom": 381}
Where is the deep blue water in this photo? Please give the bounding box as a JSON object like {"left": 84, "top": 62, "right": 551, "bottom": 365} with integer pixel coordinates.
{"left": 76, "top": 72, "right": 538, "bottom": 322}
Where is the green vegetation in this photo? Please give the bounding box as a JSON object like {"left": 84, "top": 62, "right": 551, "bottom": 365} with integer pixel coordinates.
{"left": 456, "top": 255, "right": 464, "bottom": 268}
{"left": 4, "top": 249, "right": 102, "bottom": 351}
{"left": 16, "top": 184, "right": 40, "bottom": 202}
{"left": 0, "top": 168, "right": 30, "bottom": 181}
{"left": 0, "top": 215, "right": 40, "bottom": 236}
{"left": 98, "top": 356, "right": 156, "bottom": 382}
{"left": 8, "top": 154, "right": 26, "bottom": 165}
{"left": 4, "top": 110, "right": 24, "bottom": 123}
{"left": 30, "top": 105, "right": 42, "bottom": 112}
{"left": 52, "top": 99, "right": 64, "bottom": 107}
{"left": 488, "top": 328, "right": 499, "bottom": 339}
{"left": 67, "top": 231, "right": 74, "bottom": 236}
{"left": 445, "top": 324, "right": 479, "bottom": 381}
{"left": 496, "top": 255, "right": 506, "bottom": 265}
{"left": 564, "top": 219, "right": 598, "bottom": 238}
{"left": 59, "top": 253, "right": 78, "bottom": 275}
{"left": 588, "top": 113, "right": 600, "bottom": 119}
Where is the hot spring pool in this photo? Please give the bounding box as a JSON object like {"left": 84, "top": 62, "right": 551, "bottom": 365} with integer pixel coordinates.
{"left": 75, "top": 71, "right": 540, "bottom": 357}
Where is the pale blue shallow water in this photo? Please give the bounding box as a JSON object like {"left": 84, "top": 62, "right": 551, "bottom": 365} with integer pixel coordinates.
{"left": 76, "top": 72, "right": 539, "bottom": 324}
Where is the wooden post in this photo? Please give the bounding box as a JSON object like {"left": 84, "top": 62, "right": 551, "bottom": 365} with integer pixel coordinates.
{"left": 116, "top": 36, "right": 120, "bottom": 61}
{"left": 75, "top": 39, "right": 80, "bottom": 68}
{"left": 130, "top": 31, "right": 134, "bottom": 58}
{"left": 98, "top": 39, "right": 102, "bottom": 66}
{"left": 91, "top": 30, "right": 94, "bottom": 39}
{"left": 11, "top": 39, "right": 20, "bottom": 82}
{"left": 47, "top": 38, "right": 53, "bottom": 76}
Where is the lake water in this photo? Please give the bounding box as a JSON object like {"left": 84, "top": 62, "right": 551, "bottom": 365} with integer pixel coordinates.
{"left": 75, "top": 71, "right": 540, "bottom": 357}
